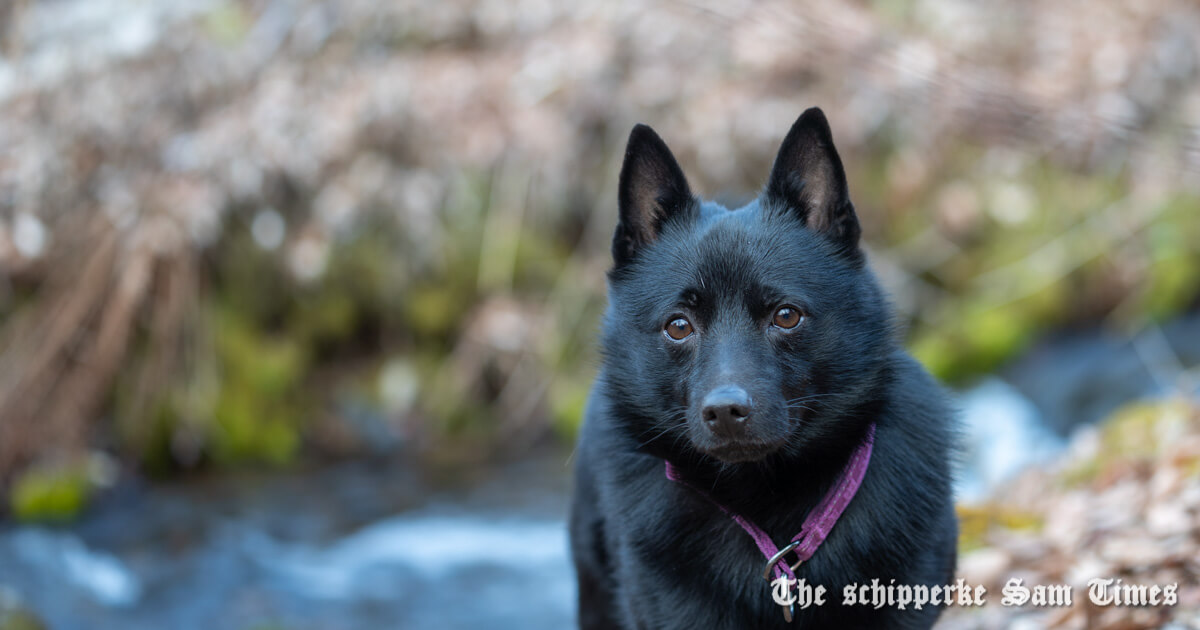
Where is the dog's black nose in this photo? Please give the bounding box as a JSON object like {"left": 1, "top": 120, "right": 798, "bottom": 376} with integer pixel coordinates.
{"left": 701, "top": 386, "right": 752, "bottom": 437}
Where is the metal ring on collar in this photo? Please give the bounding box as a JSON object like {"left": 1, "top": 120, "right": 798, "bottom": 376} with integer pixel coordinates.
{"left": 761, "top": 540, "right": 802, "bottom": 580}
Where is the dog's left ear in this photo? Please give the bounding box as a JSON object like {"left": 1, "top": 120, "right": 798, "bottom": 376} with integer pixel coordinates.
{"left": 765, "top": 108, "right": 862, "bottom": 263}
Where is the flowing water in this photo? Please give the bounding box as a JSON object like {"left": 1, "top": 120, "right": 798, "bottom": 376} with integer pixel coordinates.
{"left": 0, "top": 454, "right": 576, "bottom": 630}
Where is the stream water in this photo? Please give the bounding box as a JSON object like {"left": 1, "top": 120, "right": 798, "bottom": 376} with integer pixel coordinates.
{"left": 0, "top": 454, "right": 576, "bottom": 630}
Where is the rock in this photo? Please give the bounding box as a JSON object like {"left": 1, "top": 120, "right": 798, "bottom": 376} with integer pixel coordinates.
{"left": 959, "top": 547, "right": 1012, "bottom": 586}
{"left": 1145, "top": 502, "right": 1192, "bottom": 537}
{"left": 1098, "top": 537, "right": 1171, "bottom": 568}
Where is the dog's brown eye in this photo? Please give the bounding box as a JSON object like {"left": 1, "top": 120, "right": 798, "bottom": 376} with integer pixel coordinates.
{"left": 773, "top": 306, "right": 803, "bottom": 329}
{"left": 664, "top": 317, "right": 694, "bottom": 340}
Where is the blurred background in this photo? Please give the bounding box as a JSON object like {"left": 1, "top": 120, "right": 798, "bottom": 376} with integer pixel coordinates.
{"left": 0, "top": 0, "right": 1198, "bottom": 628}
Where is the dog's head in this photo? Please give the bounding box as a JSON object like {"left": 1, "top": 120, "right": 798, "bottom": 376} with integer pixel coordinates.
{"left": 601, "top": 108, "right": 892, "bottom": 465}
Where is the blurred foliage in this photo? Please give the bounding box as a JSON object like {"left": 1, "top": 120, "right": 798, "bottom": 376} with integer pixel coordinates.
{"left": 1, "top": 0, "right": 1199, "bottom": 510}
{"left": 3, "top": 133, "right": 1198, "bottom": 502}
{"left": 211, "top": 307, "right": 307, "bottom": 465}
{"left": 4, "top": 135, "right": 1198, "bottom": 498}
{"left": 877, "top": 149, "right": 1200, "bottom": 383}
{"left": 86, "top": 166, "right": 606, "bottom": 477}
{"left": 8, "top": 466, "right": 89, "bottom": 523}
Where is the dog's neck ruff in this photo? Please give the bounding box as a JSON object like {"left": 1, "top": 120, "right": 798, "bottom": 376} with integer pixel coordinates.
{"left": 664, "top": 422, "right": 876, "bottom": 582}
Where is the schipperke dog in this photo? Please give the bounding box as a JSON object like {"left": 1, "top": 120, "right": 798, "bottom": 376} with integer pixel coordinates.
{"left": 569, "top": 108, "right": 957, "bottom": 629}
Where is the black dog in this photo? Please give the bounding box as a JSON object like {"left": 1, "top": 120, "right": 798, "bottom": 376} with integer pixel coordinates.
{"left": 569, "top": 108, "right": 957, "bottom": 628}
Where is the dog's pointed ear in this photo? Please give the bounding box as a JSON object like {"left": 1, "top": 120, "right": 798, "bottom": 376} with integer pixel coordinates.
{"left": 765, "top": 108, "right": 862, "bottom": 262}
{"left": 613, "top": 124, "right": 695, "bottom": 267}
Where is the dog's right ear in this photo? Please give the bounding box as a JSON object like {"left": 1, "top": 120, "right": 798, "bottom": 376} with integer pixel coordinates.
{"left": 613, "top": 124, "right": 694, "bottom": 267}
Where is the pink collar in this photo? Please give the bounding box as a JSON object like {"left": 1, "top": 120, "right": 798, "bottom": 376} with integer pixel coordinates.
{"left": 664, "top": 422, "right": 876, "bottom": 582}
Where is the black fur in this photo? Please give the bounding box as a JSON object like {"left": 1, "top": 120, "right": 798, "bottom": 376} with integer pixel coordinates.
{"left": 570, "top": 108, "right": 958, "bottom": 629}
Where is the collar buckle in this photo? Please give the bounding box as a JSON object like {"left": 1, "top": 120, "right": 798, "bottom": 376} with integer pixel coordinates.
{"left": 761, "top": 539, "right": 803, "bottom": 580}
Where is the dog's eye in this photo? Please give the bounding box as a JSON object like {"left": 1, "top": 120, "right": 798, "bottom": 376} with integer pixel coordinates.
{"left": 664, "top": 317, "right": 694, "bottom": 340}
{"left": 772, "top": 306, "right": 803, "bottom": 329}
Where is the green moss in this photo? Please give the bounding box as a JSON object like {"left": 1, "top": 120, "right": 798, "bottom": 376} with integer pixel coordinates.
{"left": 910, "top": 302, "right": 1033, "bottom": 384}
{"left": 963, "top": 305, "right": 1032, "bottom": 369}
{"left": 1057, "top": 459, "right": 1102, "bottom": 488}
{"left": 0, "top": 609, "right": 47, "bottom": 630}
{"left": 956, "top": 504, "right": 1043, "bottom": 553}
{"left": 135, "top": 400, "right": 185, "bottom": 476}
{"left": 10, "top": 466, "right": 90, "bottom": 523}
{"left": 1098, "top": 400, "right": 1178, "bottom": 458}
{"left": 298, "top": 292, "right": 358, "bottom": 345}
{"left": 1060, "top": 398, "right": 1192, "bottom": 487}
{"left": 1020, "top": 281, "right": 1069, "bottom": 323}
{"left": 1144, "top": 252, "right": 1200, "bottom": 320}
{"left": 909, "top": 333, "right": 957, "bottom": 382}
{"left": 209, "top": 308, "right": 308, "bottom": 465}
{"left": 202, "top": 2, "right": 251, "bottom": 46}
{"left": 438, "top": 399, "right": 493, "bottom": 438}
{"left": 404, "top": 285, "right": 466, "bottom": 339}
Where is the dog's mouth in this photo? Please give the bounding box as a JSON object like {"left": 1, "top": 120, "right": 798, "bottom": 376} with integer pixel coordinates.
{"left": 701, "top": 439, "right": 783, "bottom": 464}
